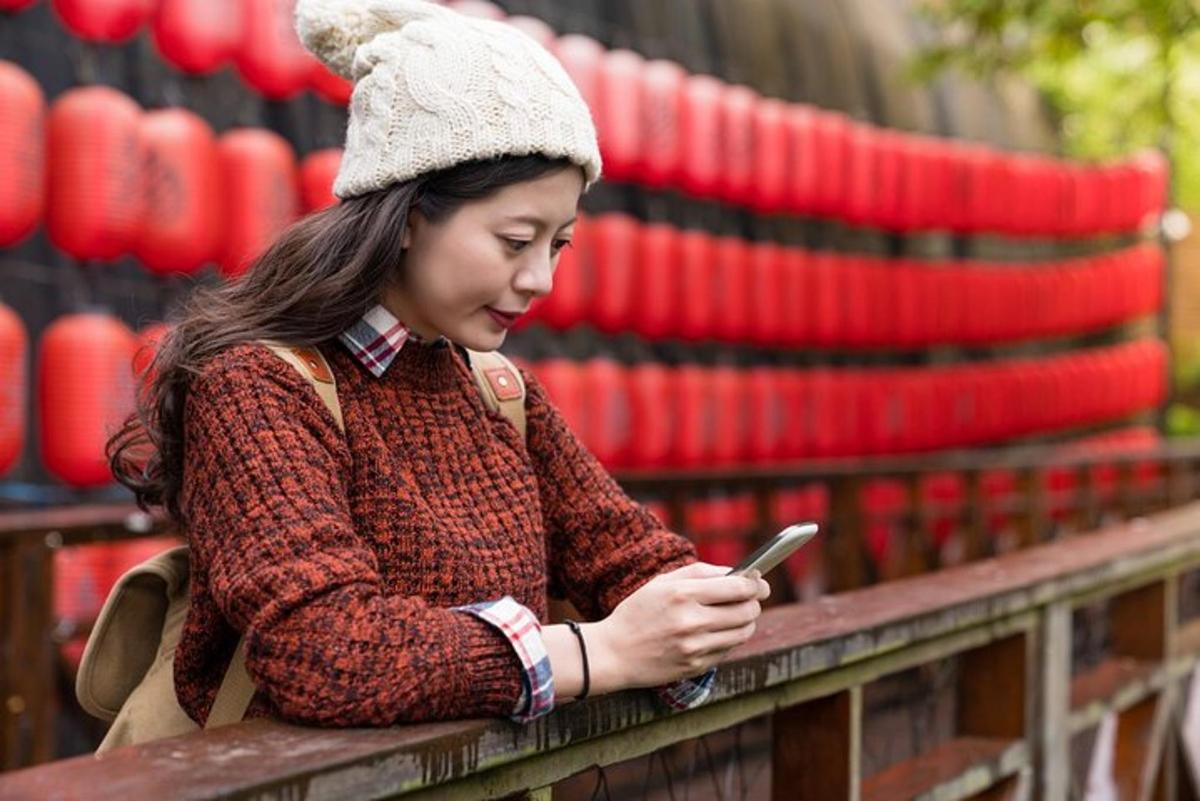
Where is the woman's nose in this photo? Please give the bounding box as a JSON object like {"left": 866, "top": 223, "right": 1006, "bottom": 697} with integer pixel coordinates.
{"left": 515, "top": 254, "right": 554, "bottom": 297}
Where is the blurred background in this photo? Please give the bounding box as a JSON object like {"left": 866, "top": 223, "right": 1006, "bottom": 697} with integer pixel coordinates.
{"left": 0, "top": 0, "right": 1194, "bottom": 789}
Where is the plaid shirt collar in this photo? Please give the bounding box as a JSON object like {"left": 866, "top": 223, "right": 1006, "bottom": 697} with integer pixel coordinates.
{"left": 338, "top": 304, "right": 448, "bottom": 378}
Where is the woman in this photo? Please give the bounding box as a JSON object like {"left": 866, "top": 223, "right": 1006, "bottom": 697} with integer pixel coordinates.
{"left": 108, "top": 0, "right": 768, "bottom": 727}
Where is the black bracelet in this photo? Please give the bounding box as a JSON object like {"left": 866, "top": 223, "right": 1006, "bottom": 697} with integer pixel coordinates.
{"left": 563, "top": 619, "right": 590, "bottom": 700}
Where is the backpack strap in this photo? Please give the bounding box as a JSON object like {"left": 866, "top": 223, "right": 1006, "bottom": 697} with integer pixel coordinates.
{"left": 259, "top": 342, "right": 345, "bottom": 434}
{"left": 199, "top": 342, "right": 346, "bottom": 729}
{"left": 464, "top": 348, "right": 527, "bottom": 440}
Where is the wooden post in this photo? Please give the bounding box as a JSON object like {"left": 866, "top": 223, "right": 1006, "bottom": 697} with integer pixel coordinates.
{"left": 829, "top": 476, "right": 867, "bottom": 591}
{"left": 962, "top": 469, "right": 989, "bottom": 563}
{"left": 773, "top": 687, "right": 862, "bottom": 801}
{"left": 0, "top": 535, "right": 56, "bottom": 769}
{"left": 1015, "top": 467, "right": 1048, "bottom": 549}
{"left": 1037, "top": 601, "right": 1072, "bottom": 801}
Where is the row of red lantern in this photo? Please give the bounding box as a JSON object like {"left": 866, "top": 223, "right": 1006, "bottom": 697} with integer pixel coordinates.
{"left": 12, "top": 0, "right": 1169, "bottom": 238}
{"left": 0, "top": 302, "right": 1164, "bottom": 485}
{"left": 0, "top": 0, "right": 351, "bottom": 102}
{"left": 526, "top": 339, "right": 1166, "bottom": 471}
{"left": 523, "top": 214, "right": 1164, "bottom": 347}
{"left": 0, "top": 66, "right": 340, "bottom": 275}
{"left": 438, "top": 1, "right": 1170, "bottom": 236}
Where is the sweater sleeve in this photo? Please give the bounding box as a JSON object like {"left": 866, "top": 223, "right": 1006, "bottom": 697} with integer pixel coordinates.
{"left": 519, "top": 367, "right": 699, "bottom": 621}
{"left": 180, "top": 347, "right": 526, "bottom": 726}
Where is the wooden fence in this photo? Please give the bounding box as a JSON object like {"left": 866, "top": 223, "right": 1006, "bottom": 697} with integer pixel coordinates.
{"left": 5, "top": 496, "right": 1200, "bottom": 798}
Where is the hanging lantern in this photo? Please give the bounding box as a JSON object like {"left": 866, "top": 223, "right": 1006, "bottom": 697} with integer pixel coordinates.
{"left": 299, "top": 148, "right": 341, "bottom": 213}
{"left": 217, "top": 128, "right": 298, "bottom": 278}
{"left": 309, "top": 61, "right": 352, "bottom": 105}
{"left": 0, "top": 61, "right": 44, "bottom": 247}
{"left": 151, "top": 0, "right": 240, "bottom": 75}
{"left": 0, "top": 302, "right": 27, "bottom": 477}
{"left": 52, "top": 0, "right": 154, "bottom": 43}
{"left": 46, "top": 86, "right": 144, "bottom": 261}
{"left": 38, "top": 313, "right": 137, "bottom": 487}
{"left": 135, "top": 108, "right": 221, "bottom": 276}
{"left": 506, "top": 15, "right": 554, "bottom": 49}
{"left": 445, "top": 0, "right": 505, "bottom": 19}
{"left": 234, "top": 0, "right": 313, "bottom": 100}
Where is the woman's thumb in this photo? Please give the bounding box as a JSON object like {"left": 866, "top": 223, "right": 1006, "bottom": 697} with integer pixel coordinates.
{"left": 673, "top": 561, "right": 734, "bottom": 578}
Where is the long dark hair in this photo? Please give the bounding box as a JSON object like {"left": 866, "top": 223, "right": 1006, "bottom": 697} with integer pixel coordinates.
{"left": 109, "top": 154, "right": 577, "bottom": 523}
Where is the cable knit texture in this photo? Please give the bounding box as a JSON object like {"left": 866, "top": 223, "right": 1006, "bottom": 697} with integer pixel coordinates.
{"left": 174, "top": 339, "right": 697, "bottom": 726}
{"left": 294, "top": 0, "right": 602, "bottom": 198}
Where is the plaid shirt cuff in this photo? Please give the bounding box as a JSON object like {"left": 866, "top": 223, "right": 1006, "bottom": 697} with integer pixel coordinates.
{"left": 453, "top": 596, "right": 555, "bottom": 723}
{"left": 654, "top": 667, "right": 718, "bottom": 710}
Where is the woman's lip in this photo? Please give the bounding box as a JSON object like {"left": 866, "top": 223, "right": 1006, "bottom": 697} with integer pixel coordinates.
{"left": 486, "top": 307, "right": 521, "bottom": 327}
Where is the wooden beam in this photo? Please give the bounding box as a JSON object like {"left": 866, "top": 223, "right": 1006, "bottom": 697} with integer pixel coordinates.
{"left": 0, "top": 538, "right": 54, "bottom": 770}
{"left": 773, "top": 687, "right": 861, "bottom": 801}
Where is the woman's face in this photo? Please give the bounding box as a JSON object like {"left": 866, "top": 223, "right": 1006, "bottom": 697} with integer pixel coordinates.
{"left": 385, "top": 166, "right": 584, "bottom": 351}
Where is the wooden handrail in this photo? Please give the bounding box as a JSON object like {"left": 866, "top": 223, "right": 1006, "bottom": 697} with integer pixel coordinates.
{"left": 5, "top": 501, "right": 1200, "bottom": 799}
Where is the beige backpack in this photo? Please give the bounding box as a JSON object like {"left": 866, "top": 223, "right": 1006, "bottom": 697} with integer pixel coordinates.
{"left": 75, "top": 342, "right": 527, "bottom": 751}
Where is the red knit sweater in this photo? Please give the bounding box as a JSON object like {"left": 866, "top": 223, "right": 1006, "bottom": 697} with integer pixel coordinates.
{"left": 174, "top": 338, "right": 698, "bottom": 726}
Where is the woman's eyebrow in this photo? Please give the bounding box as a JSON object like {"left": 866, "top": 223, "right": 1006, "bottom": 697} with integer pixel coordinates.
{"left": 502, "top": 214, "right": 577, "bottom": 230}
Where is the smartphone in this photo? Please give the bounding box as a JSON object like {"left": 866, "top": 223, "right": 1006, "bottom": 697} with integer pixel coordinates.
{"left": 726, "top": 523, "right": 819, "bottom": 577}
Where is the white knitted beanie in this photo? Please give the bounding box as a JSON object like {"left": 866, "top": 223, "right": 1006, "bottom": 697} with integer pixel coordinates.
{"left": 295, "top": 0, "right": 602, "bottom": 199}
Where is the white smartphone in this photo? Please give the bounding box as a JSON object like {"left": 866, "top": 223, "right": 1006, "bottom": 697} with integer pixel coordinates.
{"left": 726, "top": 522, "right": 819, "bottom": 577}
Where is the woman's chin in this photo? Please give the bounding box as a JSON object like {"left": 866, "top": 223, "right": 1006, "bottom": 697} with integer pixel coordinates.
{"left": 452, "top": 322, "right": 507, "bottom": 352}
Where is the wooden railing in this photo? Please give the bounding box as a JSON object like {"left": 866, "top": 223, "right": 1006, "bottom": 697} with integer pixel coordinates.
{"left": 2, "top": 440, "right": 1200, "bottom": 786}
{"left": 4, "top": 497, "right": 1200, "bottom": 798}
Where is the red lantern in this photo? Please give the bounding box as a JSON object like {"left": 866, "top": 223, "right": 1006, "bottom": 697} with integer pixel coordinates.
{"left": 0, "top": 61, "right": 44, "bottom": 247}
{"left": 640, "top": 59, "right": 684, "bottom": 189}
{"left": 0, "top": 302, "right": 27, "bottom": 477}
{"left": 551, "top": 34, "right": 603, "bottom": 112}
{"left": 151, "top": 0, "right": 240, "bottom": 74}
{"left": 532, "top": 212, "right": 588, "bottom": 330}
{"left": 445, "top": 0, "right": 505, "bottom": 19}
{"left": 46, "top": 86, "right": 144, "bottom": 261}
{"left": 234, "top": 0, "right": 313, "bottom": 100}
{"left": 52, "top": 0, "right": 153, "bottom": 43}
{"left": 586, "top": 213, "right": 638, "bottom": 333}
{"left": 631, "top": 222, "right": 677, "bottom": 340}
{"left": 506, "top": 15, "right": 554, "bottom": 49}
{"left": 216, "top": 128, "right": 298, "bottom": 278}
{"left": 580, "top": 359, "right": 630, "bottom": 469}
{"left": 679, "top": 74, "right": 723, "bottom": 199}
{"left": 718, "top": 83, "right": 756, "bottom": 206}
{"left": 38, "top": 313, "right": 137, "bottom": 487}
{"left": 309, "top": 62, "right": 352, "bottom": 105}
{"left": 529, "top": 359, "right": 586, "bottom": 440}
{"left": 595, "top": 49, "right": 644, "bottom": 183}
{"left": 300, "top": 148, "right": 342, "bottom": 213}
{"left": 625, "top": 362, "right": 673, "bottom": 469}
{"left": 135, "top": 109, "right": 221, "bottom": 276}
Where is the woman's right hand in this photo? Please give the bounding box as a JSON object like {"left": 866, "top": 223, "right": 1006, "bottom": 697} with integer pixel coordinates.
{"left": 587, "top": 562, "right": 770, "bottom": 691}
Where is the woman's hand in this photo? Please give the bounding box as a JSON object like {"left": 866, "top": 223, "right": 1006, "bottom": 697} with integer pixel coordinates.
{"left": 585, "top": 562, "right": 770, "bottom": 692}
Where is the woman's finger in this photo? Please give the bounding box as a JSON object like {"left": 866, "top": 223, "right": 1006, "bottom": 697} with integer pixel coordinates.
{"left": 680, "top": 573, "right": 763, "bottom": 605}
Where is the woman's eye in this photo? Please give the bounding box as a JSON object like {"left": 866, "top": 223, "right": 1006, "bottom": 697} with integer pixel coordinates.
{"left": 503, "top": 237, "right": 531, "bottom": 252}
{"left": 552, "top": 239, "right": 573, "bottom": 252}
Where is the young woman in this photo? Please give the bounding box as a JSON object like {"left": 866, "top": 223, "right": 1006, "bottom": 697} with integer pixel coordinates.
{"left": 108, "top": 0, "right": 769, "bottom": 727}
